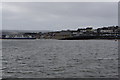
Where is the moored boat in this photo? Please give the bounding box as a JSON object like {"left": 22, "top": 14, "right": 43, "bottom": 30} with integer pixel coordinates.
{"left": 1, "top": 37, "right": 36, "bottom": 39}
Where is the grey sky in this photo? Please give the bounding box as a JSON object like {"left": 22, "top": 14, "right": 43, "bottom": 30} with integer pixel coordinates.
{"left": 2, "top": 2, "right": 118, "bottom": 30}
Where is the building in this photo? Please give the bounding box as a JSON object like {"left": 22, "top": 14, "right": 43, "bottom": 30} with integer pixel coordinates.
{"left": 97, "top": 26, "right": 119, "bottom": 36}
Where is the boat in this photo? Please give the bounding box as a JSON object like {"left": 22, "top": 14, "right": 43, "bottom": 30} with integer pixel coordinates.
{"left": 1, "top": 37, "right": 36, "bottom": 39}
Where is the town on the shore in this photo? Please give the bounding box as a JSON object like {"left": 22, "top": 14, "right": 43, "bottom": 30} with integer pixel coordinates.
{"left": 1, "top": 26, "right": 120, "bottom": 40}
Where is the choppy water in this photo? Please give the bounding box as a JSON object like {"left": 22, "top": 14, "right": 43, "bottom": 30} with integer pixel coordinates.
{"left": 2, "top": 40, "right": 118, "bottom": 78}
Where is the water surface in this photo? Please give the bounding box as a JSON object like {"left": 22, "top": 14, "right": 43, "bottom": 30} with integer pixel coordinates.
{"left": 2, "top": 40, "right": 118, "bottom": 78}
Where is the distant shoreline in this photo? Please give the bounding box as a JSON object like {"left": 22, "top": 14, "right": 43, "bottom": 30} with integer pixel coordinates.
{"left": 1, "top": 38, "right": 119, "bottom": 40}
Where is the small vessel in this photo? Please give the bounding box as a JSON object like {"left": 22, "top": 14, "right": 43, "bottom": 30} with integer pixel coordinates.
{"left": 1, "top": 37, "right": 36, "bottom": 39}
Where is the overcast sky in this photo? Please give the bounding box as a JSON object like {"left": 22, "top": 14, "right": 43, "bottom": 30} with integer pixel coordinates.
{"left": 2, "top": 2, "right": 118, "bottom": 31}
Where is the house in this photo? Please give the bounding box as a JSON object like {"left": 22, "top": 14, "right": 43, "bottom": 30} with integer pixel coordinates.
{"left": 70, "top": 30, "right": 78, "bottom": 36}
{"left": 100, "top": 27, "right": 113, "bottom": 33}
{"left": 23, "top": 32, "right": 40, "bottom": 38}
{"left": 97, "top": 26, "right": 119, "bottom": 36}
{"left": 77, "top": 27, "right": 94, "bottom": 36}
{"left": 77, "top": 28, "right": 86, "bottom": 33}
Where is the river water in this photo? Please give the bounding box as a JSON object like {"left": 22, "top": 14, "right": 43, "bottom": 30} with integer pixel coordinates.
{"left": 2, "top": 40, "right": 118, "bottom": 78}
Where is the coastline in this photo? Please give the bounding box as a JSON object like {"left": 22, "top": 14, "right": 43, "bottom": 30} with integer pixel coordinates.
{"left": 1, "top": 38, "right": 119, "bottom": 40}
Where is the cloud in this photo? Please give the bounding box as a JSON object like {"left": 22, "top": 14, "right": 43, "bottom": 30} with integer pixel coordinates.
{"left": 2, "top": 2, "right": 118, "bottom": 30}
{"left": 0, "top": 2, "right": 2, "bottom": 30}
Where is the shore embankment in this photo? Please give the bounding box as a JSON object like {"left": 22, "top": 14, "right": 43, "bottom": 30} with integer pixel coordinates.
{"left": 60, "top": 35, "right": 120, "bottom": 40}
{"left": 1, "top": 35, "right": 120, "bottom": 40}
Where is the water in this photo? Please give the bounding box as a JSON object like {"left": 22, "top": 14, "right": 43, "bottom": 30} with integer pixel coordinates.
{"left": 2, "top": 40, "right": 118, "bottom": 78}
